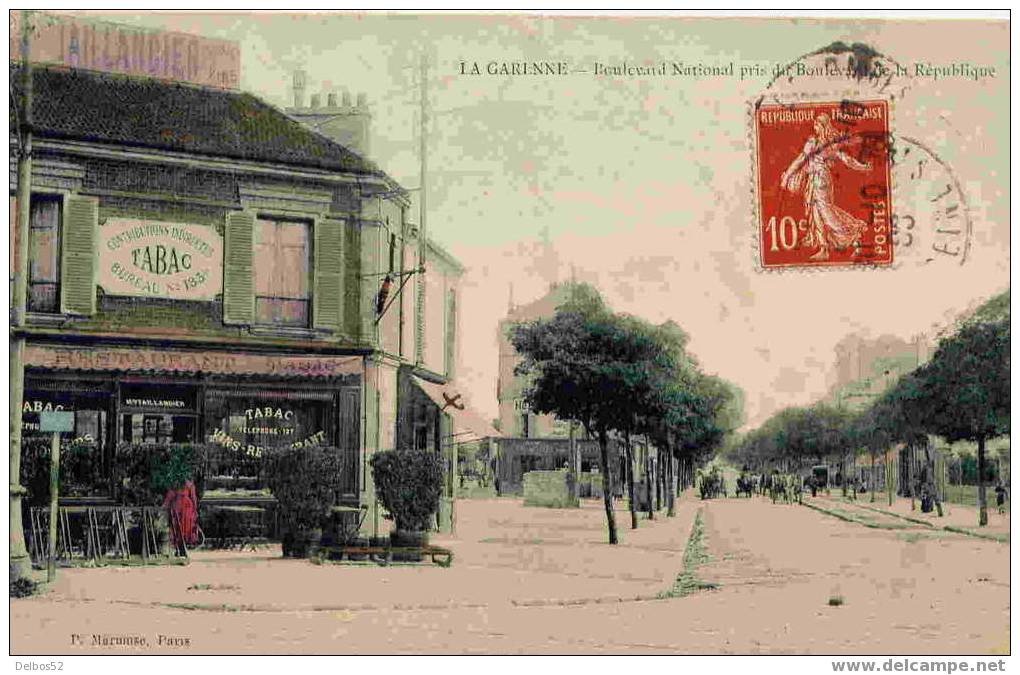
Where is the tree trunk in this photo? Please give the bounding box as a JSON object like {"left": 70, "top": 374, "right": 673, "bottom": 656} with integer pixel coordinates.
{"left": 870, "top": 452, "right": 876, "bottom": 503}
{"left": 667, "top": 447, "right": 677, "bottom": 517}
{"left": 568, "top": 423, "right": 579, "bottom": 504}
{"left": 599, "top": 429, "right": 618, "bottom": 544}
{"left": 977, "top": 436, "right": 988, "bottom": 527}
{"left": 886, "top": 451, "right": 894, "bottom": 507}
{"left": 645, "top": 444, "right": 655, "bottom": 521}
{"left": 624, "top": 431, "right": 638, "bottom": 529}
{"left": 655, "top": 448, "right": 663, "bottom": 513}
{"left": 841, "top": 454, "right": 848, "bottom": 498}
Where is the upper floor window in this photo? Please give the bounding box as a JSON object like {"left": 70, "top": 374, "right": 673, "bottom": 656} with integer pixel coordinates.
{"left": 254, "top": 217, "right": 310, "bottom": 327}
{"left": 28, "top": 195, "right": 62, "bottom": 313}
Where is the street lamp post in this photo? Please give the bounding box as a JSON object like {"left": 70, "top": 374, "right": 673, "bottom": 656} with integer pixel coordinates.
{"left": 10, "top": 9, "right": 34, "bottom": 580}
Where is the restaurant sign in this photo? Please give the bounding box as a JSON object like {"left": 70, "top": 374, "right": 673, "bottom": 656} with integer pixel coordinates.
{"left": 25, "top": 345, "right": 362, "bottom": 379}
{"left": 99, "top": 219, "right": 222, "bottom": 301}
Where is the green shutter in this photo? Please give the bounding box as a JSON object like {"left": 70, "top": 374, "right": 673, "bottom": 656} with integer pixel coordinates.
{"left": 60, "top": 195, "right": 98, "bottom": 316}
{"left": 313, "top": 217, "right": 344, "bottom": 332}
{"left": 343, "top": 224, "right": 361, "bottom": 340}
{"left": 223, "top": 210, "right": 255, "bottom": 325}
{"left": 339, "top": 387, "right": 361, "bottom": 495}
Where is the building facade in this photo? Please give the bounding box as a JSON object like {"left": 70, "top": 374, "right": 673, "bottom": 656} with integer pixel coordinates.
{"left": 497, "top": 283, "right": 575, "bottom": 439}
{"left": 494, "top": 282, "right": 622, "bottom": 497}
{"left": 10, "top": 63, "right": 468, "bottom": 541}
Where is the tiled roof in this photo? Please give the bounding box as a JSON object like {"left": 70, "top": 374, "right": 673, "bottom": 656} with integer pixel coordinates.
{"left": 10, "top": 64, "right": 383, "bottom": 176}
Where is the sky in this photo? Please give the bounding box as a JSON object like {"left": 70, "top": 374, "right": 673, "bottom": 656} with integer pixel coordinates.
{"left": 66, "top": 12, "right": 1010, "bottom": 427}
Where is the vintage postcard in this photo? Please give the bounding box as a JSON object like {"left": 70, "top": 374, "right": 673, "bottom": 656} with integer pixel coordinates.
{"left": 7, "top": 9, "right": 1010, "bottom": 664}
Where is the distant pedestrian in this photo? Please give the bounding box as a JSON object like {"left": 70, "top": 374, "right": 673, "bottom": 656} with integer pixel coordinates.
{"left": 995, "top": 483, "right": 1008, "bottom": 515}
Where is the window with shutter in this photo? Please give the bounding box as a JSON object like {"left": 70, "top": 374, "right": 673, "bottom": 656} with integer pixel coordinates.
{"left": 223, "top": 211, "right": 255, "bottom": 325}
{"left": 312, "top": 218, "right": 344, "bottom": 332}
{"left": 59, "top": 195, "right": 98, "bottom": 316}
{"left": 29, "top": 195, "right": 62, "bottom": 313}
{"left": 253, "top": 217, "right": 311, "bottom": 327}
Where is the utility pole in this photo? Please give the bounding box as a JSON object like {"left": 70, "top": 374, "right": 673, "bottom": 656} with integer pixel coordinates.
{"left": 10, "top": 9, "right": 34, "bottom": 580}
{"left": 416, "top": 52, "right": 428, "bottom": 366}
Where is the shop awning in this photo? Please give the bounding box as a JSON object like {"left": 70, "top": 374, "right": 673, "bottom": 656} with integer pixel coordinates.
{"left": 412, "top": 376, "right": 501, "bottom": 442}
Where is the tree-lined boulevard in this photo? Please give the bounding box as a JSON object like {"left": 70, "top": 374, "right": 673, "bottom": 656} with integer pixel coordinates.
{"left": 10, "top": 281, "right": 1009, "bottom": 655}
{"left": 728, "top": 291, "right": 1009, "bottom": 528}
{"left": 510, "top": 283, "right": 743, "bottom": 544}
{"left": 511, "top": 284, "right": 1009, "bottom": 539}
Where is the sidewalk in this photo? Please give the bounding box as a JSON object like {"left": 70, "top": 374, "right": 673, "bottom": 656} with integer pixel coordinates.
{"left": 28, "top": 498, "right": 700, "bottom": 613}
{"left": 810, "top": 491, "right": 1010, "bottom": 539}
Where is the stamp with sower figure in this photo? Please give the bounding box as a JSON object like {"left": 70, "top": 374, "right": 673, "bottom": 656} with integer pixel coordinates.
{"left": 754, "top": 99, "right": 893, "bottom": 268}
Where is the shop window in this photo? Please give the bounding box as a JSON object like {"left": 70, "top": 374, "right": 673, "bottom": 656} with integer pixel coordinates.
{"left": 414, "top": 425, "right": 429, "bottom": 452}
{"left": 21, "top": 389, "right": 112, "bottom": 501}
{"left": 203, "top": 391, "right": 337, "bottom": 497}
{"left": 119, "top": 384, "right": 199, "bottom": 447}
{"left": 28, "top": 195, "right": 62, "bottom": 312}
{"left": 121, "top": 414, "right": 197, "bottom": 445}
{"left": 254, "top": 218, "right": 311, "bottom": 327}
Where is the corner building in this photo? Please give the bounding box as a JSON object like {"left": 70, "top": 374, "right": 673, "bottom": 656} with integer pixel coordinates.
{"left": 10, "top": 64, "right": 465, "bottom": 541}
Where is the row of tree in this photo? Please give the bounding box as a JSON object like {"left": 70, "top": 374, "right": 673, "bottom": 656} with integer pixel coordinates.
{"left": 510, "top": 283, "right": 742, "bottom": 544}
{"left": 728, "top": 291, "right": 1009, "bottom": 526}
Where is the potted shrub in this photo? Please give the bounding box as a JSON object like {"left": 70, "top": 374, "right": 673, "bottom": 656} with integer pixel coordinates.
{"left": 369, "top": 449, "right": 444, "bottom": 554}
{"left": 264, "top": 445, "right": 344, "bottom": 558}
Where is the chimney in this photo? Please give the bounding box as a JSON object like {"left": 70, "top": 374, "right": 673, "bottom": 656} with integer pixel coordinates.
{"left": 291, "top": 88, "right": 371, "bottom": 156}
{"left": 292, "top": 70, "right": 306, "bottom": 108}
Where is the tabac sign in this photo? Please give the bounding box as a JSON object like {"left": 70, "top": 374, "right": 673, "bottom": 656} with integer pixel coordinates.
{"left": 99, "top": 219, "right": 223, "bottom": 301}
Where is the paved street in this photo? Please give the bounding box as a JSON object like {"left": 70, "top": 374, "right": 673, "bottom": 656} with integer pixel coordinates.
{"left": 11, "top": 495, "right": 1009, "bottom": 655}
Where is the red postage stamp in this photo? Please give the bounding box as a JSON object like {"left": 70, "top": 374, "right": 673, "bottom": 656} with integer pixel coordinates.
{"left": 754, "top": 99, "right": 893, "bottom": 268}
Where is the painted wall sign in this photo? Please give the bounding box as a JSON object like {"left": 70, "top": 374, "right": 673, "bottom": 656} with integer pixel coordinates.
{"left": 25, "top": 345, "right": 362, "bottom": 379}
{"left": 99, "top": 219, "right": 223, "bottom": 301}
{"left": 10, "top": 12, "right": 240, "bottom": 89}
